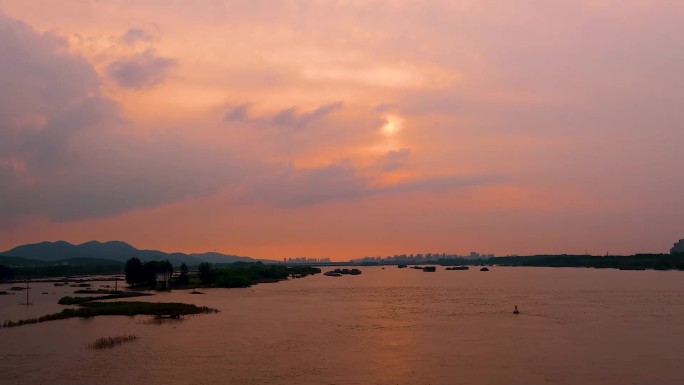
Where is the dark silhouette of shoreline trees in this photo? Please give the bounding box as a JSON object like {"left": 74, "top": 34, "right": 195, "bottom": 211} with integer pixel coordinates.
{"left": 124, "top": 258, "right": 173, "bottom": 287}
{"left": 198, "top": 262, "right": 320, "bottom": 288}
{"left": 178, "top": 262, "right": 190, "bottom": 285}
{"left": 198, "top": 262, "right": 213, "bottom": 285}
{"left": 0, "top": 265, "right": 13, "bottom": 281}
{"left": 126, "top": 259, "right": 320, "bottom": 289}
{"left": 438, "top": 253, "right": 684, "bottom": 270}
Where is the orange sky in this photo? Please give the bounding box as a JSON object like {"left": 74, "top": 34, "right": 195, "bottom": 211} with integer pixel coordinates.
{"left": 1, "top": 1, "right": 683, "bottom": 259}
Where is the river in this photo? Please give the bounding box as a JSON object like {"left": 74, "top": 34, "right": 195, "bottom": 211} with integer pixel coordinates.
{"left": 1, "top": 266, "right": 683, "bottom": 385}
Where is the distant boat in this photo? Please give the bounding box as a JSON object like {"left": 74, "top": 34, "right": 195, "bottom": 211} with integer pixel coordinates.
{"left": 398, "top": 264, "right": 408, "bottom": 268}
{"left": 480, "top": 267, "right": 489, "bottom": 271}
{"left": 423, "top": 266, "right": 436, "bottom": 272}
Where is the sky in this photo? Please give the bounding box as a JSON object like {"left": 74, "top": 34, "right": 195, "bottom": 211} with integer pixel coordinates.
{"left": 0, "top": 1, "right": 682, "bottom": 259}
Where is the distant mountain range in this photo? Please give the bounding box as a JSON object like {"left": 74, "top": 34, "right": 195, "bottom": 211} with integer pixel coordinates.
{"left": 1, "top": 240, "right": 274, "bottom": 266}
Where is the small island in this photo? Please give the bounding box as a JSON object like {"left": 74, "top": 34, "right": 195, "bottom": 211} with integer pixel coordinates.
{"left": 324, "top": 268, "right": 362, "bottom": 277}
{"left": 2, "top": 300, "right": 218, "bottom": 329}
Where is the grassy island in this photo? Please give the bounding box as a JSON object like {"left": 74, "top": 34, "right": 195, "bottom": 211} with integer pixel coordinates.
{"left": 58, "top": 292, "right": 151, "bottom": 305}
{"left": 2, "top": 301, "right": 217, "bottom": 328}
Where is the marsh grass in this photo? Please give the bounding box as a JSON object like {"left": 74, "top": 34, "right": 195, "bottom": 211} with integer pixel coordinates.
{"left": 87, "top": 334, "right": 138, "bottom": 350}
{"left": 138, "top": 317, "right": 184, "bottom": 325}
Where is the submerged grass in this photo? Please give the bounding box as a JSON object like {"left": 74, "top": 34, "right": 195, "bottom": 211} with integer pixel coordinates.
{"left": 87, "top": 334, "right": 138, "bottom": 350}
{"left": 2, "top": 301, "right": 218, "bottom": 328}
{"left": 138, "top": 317, "right": 184, "bottom": 325}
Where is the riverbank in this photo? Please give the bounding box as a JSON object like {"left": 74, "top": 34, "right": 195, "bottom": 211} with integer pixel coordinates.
{"left": 438, "top": 253, "right": 684, "bottom": 270}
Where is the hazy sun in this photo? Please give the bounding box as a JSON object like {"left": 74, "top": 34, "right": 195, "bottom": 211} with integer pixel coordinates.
{"left": 382, "top": 115, "right": 402, "bottom": 136}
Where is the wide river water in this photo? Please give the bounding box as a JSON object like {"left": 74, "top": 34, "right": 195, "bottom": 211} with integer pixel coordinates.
{"left": 1, "top": 267, "right": 684, "bottom": 385}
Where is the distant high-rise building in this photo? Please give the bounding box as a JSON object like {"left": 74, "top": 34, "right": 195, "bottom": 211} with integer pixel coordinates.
{"left": 671, "top": 239, "right": 684, "bottom": 254}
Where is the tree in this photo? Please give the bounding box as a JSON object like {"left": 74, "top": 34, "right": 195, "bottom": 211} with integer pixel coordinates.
{"left": 141, "top": 260, "right": 174, "bottom": 287}
{"left": 124, "top": 258, "right": 143, "bottom": 285}
{"left": 178, "top": 262, "right": 189, "bottom": 285}
{"left": 198, "top": 262, "right": 213, "bottom": 285}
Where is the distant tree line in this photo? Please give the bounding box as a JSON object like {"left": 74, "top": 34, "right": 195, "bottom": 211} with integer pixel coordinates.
{"left": 197, "top": 262, "right": 321, "bottom": 288}
{"left": 124, "top": 258, "right": 174, "bottom": 287}
{"left": 0, "top": 265, "right": 14, "bottom": 281}
{"left": 439, "top": 254, "right": 684, "bottom": 270}
{"left": 2, "top": 264, "right": 121, "bottom": 279}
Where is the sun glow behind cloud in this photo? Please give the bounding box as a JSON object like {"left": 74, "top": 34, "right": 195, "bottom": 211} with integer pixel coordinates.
{"left": 382, "top": 115, "right": 402, "bottom": 136}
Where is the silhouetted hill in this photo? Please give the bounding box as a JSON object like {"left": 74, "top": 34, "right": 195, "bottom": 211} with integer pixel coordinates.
{"left": 3, "top": 241, "right": 270, "bottom": 266}
{"left": 188, "top": 252, "right": 257, "bottom": 264}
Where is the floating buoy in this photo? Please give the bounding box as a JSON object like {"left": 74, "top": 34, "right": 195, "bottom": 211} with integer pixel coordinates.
{"left": 513, "top": 305, "right": 519, "bottom": 314}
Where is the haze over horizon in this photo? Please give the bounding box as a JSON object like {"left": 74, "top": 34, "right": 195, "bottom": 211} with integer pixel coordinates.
{"left": 1, "top": 1, "right": 683, "bottom": 260}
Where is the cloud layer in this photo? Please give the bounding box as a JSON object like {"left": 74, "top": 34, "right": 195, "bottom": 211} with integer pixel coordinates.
{"left": 1, "top": 1, "right": 683, "bottom": 257}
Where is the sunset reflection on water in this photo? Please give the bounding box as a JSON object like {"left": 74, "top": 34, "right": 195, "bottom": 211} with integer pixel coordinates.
{"left": 2, "top": 267, "right": 684, "bottom": 385}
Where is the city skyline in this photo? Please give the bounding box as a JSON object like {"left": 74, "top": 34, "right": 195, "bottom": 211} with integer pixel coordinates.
{"left": 1, "top": 1, "right": 683, "bottom": 259}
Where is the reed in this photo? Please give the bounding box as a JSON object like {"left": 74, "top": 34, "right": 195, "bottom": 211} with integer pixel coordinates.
{"left": 87, "top": 334, "right": 138, "bottom": 350}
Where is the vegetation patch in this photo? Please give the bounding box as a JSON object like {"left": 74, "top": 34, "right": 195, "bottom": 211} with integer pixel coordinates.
{"left": 87, "top": 334, "right": 138, "bottom": 350}
{"left": 138, "top": 317, "right": 184, "bottom": 325}
{"left": 10, "top": 286, "right": 28, "bottom": 291}
{"left": 2, "top": 301, "right": 217, "bottom": 328}
{"left": 58, "top": 292, "right": 151, "bottom": 305}
{"left": 73, "top": 289, "right": 119, "bottom": 294}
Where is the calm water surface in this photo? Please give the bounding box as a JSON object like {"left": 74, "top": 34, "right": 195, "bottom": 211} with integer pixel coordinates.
{"left": 1, "top": 267, "right": 684, "bottom": 385}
